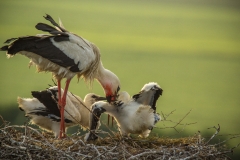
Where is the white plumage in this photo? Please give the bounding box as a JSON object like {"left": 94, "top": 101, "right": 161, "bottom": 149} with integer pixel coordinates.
{"left": 17, "top": 86, "right": 106, "bottom": 138}
{"left": 85, "top": 82, "right": 163, "bottom": 141}
{"left": 1, "top": 14, "right": 120, "bottom": 138}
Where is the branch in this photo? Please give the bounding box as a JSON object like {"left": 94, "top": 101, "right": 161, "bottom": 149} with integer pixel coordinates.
{"left": 158, "top": 109, "right": 196, "bottom": 133}
{"left": 205, "top": 124, "right": 220, "bottom": 144}
{"left": 128, "top": 150, "right": 157, "bottom": 160}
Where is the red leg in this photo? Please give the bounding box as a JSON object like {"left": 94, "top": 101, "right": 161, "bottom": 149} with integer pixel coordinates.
{"left": 59, "top": 79, "right": 71, "bottom": 138}
{"left": 57, "top": 80, "right": 62, "bottom": 108}
{"left": 57, "top": 80, "right": 64, "bottom": 138}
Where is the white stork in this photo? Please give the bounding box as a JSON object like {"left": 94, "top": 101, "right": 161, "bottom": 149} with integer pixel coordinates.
{"left": 17, "top": 86, "right": 106, "bottom": 138}
{"left": 1, "top": 14, "right": 120, "bottom": 138}
{"left": 85, "top": 82, "right": 163, "bottom": 141}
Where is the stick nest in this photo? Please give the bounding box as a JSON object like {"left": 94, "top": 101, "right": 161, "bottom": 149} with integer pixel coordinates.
{"left": 0, "top": 117, "right": 237, "bottom": 160}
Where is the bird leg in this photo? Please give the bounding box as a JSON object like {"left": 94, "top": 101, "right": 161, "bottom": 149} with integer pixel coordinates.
{"left": 112, "top": 116, "right": 114, "bottom": 127}
{"left": 108, "top": 95, "right": 116, "bottom": 127}
{"left": 57, "top": 80, "right": 64, "bottom": 138}
{"left": 107, "top": 115, "right": 114, "bottom": 127}
{"left": 59, "top": 79, "right": 71, "bottom": 138}
{"left": 57, "top": 80, "right": 62, "bottom": 109}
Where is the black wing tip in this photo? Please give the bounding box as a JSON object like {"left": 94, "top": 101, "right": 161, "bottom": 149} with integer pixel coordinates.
{"left": 0, "top": 45, "right": 8, "bottom": 51}
{"left": 3, "top": 37, "right": 18, "bottom": 44}
{"left": 44, "top": 13, "right": 53, "bottom": 21}
{"left": 43, "top": 13, "right": 58, "bottom": 26}
{"left": 43, "top": 13, "right": 67, "bottom": 32}
{"left": 31, "top": 91, "right": 41, "bottom": 98}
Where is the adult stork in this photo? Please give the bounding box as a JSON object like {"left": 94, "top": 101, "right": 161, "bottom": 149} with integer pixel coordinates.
{"left": 18, "top": 86, "right": 106, "bottom": 138}
{"left": 85, "top": 82, "right": 163, "bottom": 141}
{"left": 1, "top": 14, "right": 120, "bottom": 138}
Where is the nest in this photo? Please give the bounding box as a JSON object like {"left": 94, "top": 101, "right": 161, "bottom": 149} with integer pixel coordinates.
{"left": 0, "top": 116, "right": 237, "bottom": 160}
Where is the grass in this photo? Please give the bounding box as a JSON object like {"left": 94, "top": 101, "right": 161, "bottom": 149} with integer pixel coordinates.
{"left": 0, "top": 0, "right": 240, "bottom": 158}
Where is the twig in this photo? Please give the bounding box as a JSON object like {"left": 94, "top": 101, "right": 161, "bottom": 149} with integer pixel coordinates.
{"left": 158, "top": 109, "right": 196, "bottom": 134}
{"left": 92, "top": 143, "right": 119, "bottom": 160}
{"left": 128, "top": 150, "right": 157, "bottom": 160}
{"left": 0, "top": 115, "right": 238, "bottom": 159}
{"left": 161, "top": 109, "right": 176, "bottom": 120}
{"left": 205, "top": 124, "right": 220, "bottom": 144}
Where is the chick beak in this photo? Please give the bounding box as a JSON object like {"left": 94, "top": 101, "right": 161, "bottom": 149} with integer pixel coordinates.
{"left": 96, "top": 96, "right": 107, "bottom": 101}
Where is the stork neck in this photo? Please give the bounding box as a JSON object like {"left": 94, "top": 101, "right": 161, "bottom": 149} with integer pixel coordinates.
{"left": 95, "top": 63, "right": 109, "bottom": 86}
{"left": 94, "top": 61, "right": 120, "bottom": 99}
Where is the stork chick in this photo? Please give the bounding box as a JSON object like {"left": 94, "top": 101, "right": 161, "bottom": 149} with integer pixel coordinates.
{"left": 1, "top": 14, "right": 120, "bottom": 138}
{"left": 17, "top": 86, "right": 106, "bottom": 138}
{"left": 85, "top": 82, "right": 163, "bottom": 141}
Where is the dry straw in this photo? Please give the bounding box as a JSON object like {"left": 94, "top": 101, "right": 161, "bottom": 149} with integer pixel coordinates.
{"left": 0, "top": 114, "right": 239, "bottom": 160}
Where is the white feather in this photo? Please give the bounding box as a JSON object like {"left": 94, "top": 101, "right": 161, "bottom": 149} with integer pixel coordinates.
{"left": 50, "top": 34, "right": 95, "bottom": 72}
{"left": 17, "top": 88, "right": 103, "bottom": 137}
{"left": 88, "top": 85, "right": 162, "bottom": 139}
{"left": 141, "top": 82, "right": 161, "bottom": 92}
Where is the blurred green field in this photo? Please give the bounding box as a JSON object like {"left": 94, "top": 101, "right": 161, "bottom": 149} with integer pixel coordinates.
{"left": 0, "top": 0, "right": 240, "bottom": 158}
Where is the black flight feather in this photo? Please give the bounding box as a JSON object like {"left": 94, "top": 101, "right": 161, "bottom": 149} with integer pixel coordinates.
{"left": 0, "top": 45, "right": 8, "bottom": 51}
{"left": 4, "top": 38, "right": 18, "bottom": 44}
{"left": 4, "top": 36, "right": 80, "bottom": 72}
{"left": 35, "top": 23, "right": 58, "bottom": 33}
{"left": 30, "top": 88, "right": 72, "bottom": 123}
{"left": 35, "top": 23, "right": 68, "bottom": 36}
{"left": 1, "top": 14, "right": 81, "bottom": 72}
{"left": 31, "top": 88, "right": 61, "bottom": 118}
{"left": 44, "top": 14, "right": 67, "bottom": 32}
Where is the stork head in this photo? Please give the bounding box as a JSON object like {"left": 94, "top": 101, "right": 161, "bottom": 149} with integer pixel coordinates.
{"left": 105, "top": 83, "right": 120, "bottom": 103}
{"left": 97, "top": 69, "right": 121, "bottom": 103}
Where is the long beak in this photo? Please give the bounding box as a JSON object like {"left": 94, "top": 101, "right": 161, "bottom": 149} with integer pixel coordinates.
{"left": 106, "top": 96, "right": 112, "bottom": 103}
{"left": 96, "top": 96, "right": 107, "bottom": 101}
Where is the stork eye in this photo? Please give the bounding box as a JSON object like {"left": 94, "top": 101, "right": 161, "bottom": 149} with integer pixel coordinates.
{"left": 91, "top": 95, "right": 98, "bottom": 99}
{"left": 117, "top": 86, "right": 120, "bottom": 93}
{"left": 152, "top": 85, "right": 159, "bottom": 90}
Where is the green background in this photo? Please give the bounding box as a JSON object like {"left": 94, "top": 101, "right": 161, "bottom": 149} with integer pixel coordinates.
{"left": 0, "top": 0, "right": 239, "bottom": 159}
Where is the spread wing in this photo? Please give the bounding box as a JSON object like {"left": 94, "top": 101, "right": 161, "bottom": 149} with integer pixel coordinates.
{"left": 1, "top": 14, "right": 96, "bottom": 73}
